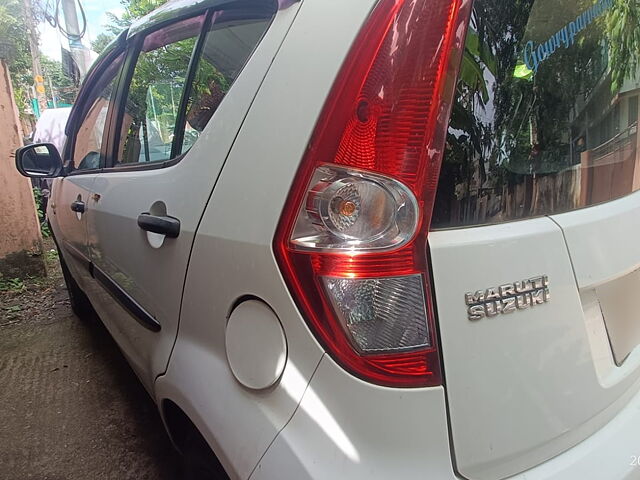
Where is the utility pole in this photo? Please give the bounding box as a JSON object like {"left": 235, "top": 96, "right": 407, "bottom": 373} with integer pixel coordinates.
{"left": 23, "top": 0, "right": 47, "bottom": 115}
{"left": 60, "top": 0, "right": 90, "bottom": 78}
{"left": 48, "top": 75, "right": 57, "bottom": 108}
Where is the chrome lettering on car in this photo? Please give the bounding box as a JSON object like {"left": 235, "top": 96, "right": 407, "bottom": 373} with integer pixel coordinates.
{"left": 465, "top": 275, "right": 550, "bottom": 321}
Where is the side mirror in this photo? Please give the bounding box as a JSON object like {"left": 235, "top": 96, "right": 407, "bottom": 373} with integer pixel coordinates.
{"left": 15, "top": 143, "right": 64, "bottom": 178}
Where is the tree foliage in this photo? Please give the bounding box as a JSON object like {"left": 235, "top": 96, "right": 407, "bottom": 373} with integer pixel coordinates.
{"left": 607, "top": 0, "right": 640, "bottom": 91}
{"left": 104, "top": 0, "right": 168, "bottom": 35}
{"left": 41, "top": 55, "right": 77, "bottom": 104}
{"left": 0, "top": 0, "right": 35, "bottom": 111}
{"left": 91, "top": 32, "right": 116, "bottom": 55}
{"left": 91, "top": 0, "right": 170, "bottom": 55}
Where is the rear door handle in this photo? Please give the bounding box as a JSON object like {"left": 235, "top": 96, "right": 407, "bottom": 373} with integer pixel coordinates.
{"left": 137, "top": 213, "right": 180, "bottom": 238}
{"left": 70, "top": 200, "right": 85, "bottom": 213}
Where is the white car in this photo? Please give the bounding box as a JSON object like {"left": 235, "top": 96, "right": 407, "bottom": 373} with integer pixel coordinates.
{"left": 16, "top": 0, "right": 640, "bottom": 478}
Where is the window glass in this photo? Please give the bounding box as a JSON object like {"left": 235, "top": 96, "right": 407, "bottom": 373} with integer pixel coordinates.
{"left": 73, "top": 53, "right": 124, "bottom": 170}
{"left": 178, "top": 8, "right": 275, "bottom": 154}
{"left": 629, "top": 96, "right": 638, "bottom": 127}
{"left": 433, "top": 0, "right": 640, "bottom": 228}
{"left": 117, "top": 16, "right": 205, "bottom": 165}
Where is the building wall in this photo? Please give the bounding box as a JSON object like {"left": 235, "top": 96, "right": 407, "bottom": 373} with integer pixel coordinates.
{"left": 0, "top": 60, "right": 45, "bottom": 278}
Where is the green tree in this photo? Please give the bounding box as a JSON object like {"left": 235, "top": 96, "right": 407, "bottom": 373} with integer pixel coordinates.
{"left": 104, "top": 0, "right": 168, "bottom": 35}
{"left": 41, "top": 55, "right": 77, "bottom": 104}
{"left": 607, "top": 0, "right": 640, "bottom": 91}
{"left": 91, "top": 32, "right": 116, "bottom": 55}
{"left": 0, "top": 0, "right": 35, "bottom": 113}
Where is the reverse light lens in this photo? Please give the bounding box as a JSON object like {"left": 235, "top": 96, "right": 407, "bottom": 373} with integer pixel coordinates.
{"left": 323, "top": 275, "right": 430, "bottom": 354}
{"left": 293, "top": 166, "right": 418, "bottom": 252}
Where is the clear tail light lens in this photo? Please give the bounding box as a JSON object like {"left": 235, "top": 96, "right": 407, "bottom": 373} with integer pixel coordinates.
{"left": 293, "top": 166, "right": 419, "bottom": 252}
{"left": 323, "top": 275, "right": 430, "bottom": 354}
{"left": 275, "top": 0, "right": 471, "bottom": 387}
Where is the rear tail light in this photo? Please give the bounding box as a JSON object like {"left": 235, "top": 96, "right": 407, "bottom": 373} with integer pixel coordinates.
{"left": 275, "top": 0, "right": 470, "bottom": 387}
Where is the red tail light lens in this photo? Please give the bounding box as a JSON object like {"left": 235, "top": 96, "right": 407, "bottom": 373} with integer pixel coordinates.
{"left": 275, "top": 0, "right": 470, "bottom": 387}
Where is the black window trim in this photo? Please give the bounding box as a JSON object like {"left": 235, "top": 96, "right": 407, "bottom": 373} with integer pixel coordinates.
{"left": 171, "top": 10, "right": 214, "bottom": 160}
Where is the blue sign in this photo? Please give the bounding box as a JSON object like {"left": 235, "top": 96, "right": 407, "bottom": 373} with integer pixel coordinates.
{"left": 523, "top": 0, "right": 613, "bottom": 73}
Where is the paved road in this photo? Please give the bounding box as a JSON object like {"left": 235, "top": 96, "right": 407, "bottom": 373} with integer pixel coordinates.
{"left": 0, "top": 257, "right": 181, "bottom": 479}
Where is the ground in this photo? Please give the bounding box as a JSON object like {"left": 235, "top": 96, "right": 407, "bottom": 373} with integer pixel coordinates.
{"left": 0, "top": 238, "right": 181, "bottom": 479}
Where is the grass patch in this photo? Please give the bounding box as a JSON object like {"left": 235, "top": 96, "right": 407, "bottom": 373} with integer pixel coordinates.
{"left": 0, "top": 277, "right": 26, "bottom": 293}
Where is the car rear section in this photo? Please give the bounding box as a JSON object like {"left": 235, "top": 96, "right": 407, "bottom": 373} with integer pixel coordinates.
{"left": 160, "top": 0, "right": 640, "bottom": 478}
{"left": 429, "top": 0, "right": 640, "bottom": 477}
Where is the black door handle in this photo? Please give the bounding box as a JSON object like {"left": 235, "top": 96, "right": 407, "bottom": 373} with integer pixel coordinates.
{"left": 70, "top": 200, "right": 85, "bottom": 213}
{"left": 137, "top": 213, "right": 180, "bottom": 238}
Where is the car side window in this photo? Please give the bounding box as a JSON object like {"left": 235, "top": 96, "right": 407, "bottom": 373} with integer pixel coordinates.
{"left": 73, "top": 53, "right": 124, "bottom": 171}
{"left": 116, "top": 16, "right": 205, "bottom": 165}
{"left": 109, "top": 5, "right": 277, "bottom": 168}
{"left": 177, "top": 8, "right": 275, "bottom": 154}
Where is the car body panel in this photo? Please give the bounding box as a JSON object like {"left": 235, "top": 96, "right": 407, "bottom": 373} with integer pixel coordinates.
{"left": 253, "top": 352, "right": 640, "bottom": 480}
{"left": 429, "top": 216, "right": 640, "bottom": 479}
{"left": 551, "top": 190, "right": 640, "bottom": 366}
{"left": 550, "top": 189, "right": 640, "bottom": 289}
{"left": 250, "top": 354, "right": 456, "bottom": 480}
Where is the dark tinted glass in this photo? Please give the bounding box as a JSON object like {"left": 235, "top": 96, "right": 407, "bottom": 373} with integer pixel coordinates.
{"left": 433, "top": 0, "right": 640, "bottom": 228}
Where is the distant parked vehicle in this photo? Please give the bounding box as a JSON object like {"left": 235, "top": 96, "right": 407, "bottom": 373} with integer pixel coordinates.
{"left": 14, "top": 0, "right": 640, "bottom": 478}
{"left": 32, "top": 107, "right": 72, "bottom": 154}
{"left": 28, "top": 107, "right": 72, "bottom": 215}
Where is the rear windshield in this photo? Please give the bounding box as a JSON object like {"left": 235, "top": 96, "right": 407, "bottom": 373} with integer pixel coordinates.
{"left": 432, "top": 0, "right": 640, "bottom": 228}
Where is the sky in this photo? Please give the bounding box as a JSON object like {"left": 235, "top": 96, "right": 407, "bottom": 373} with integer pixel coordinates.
{"left": 38, "top": 0, "right": 125, "bottom": 63}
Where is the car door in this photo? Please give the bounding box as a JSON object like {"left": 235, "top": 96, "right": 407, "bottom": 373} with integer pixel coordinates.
{"left": 50, "top": 47, "right": 125, "bottom": 288}
{"left": 86, "top": 3, "right": 278, "bottom": 390}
